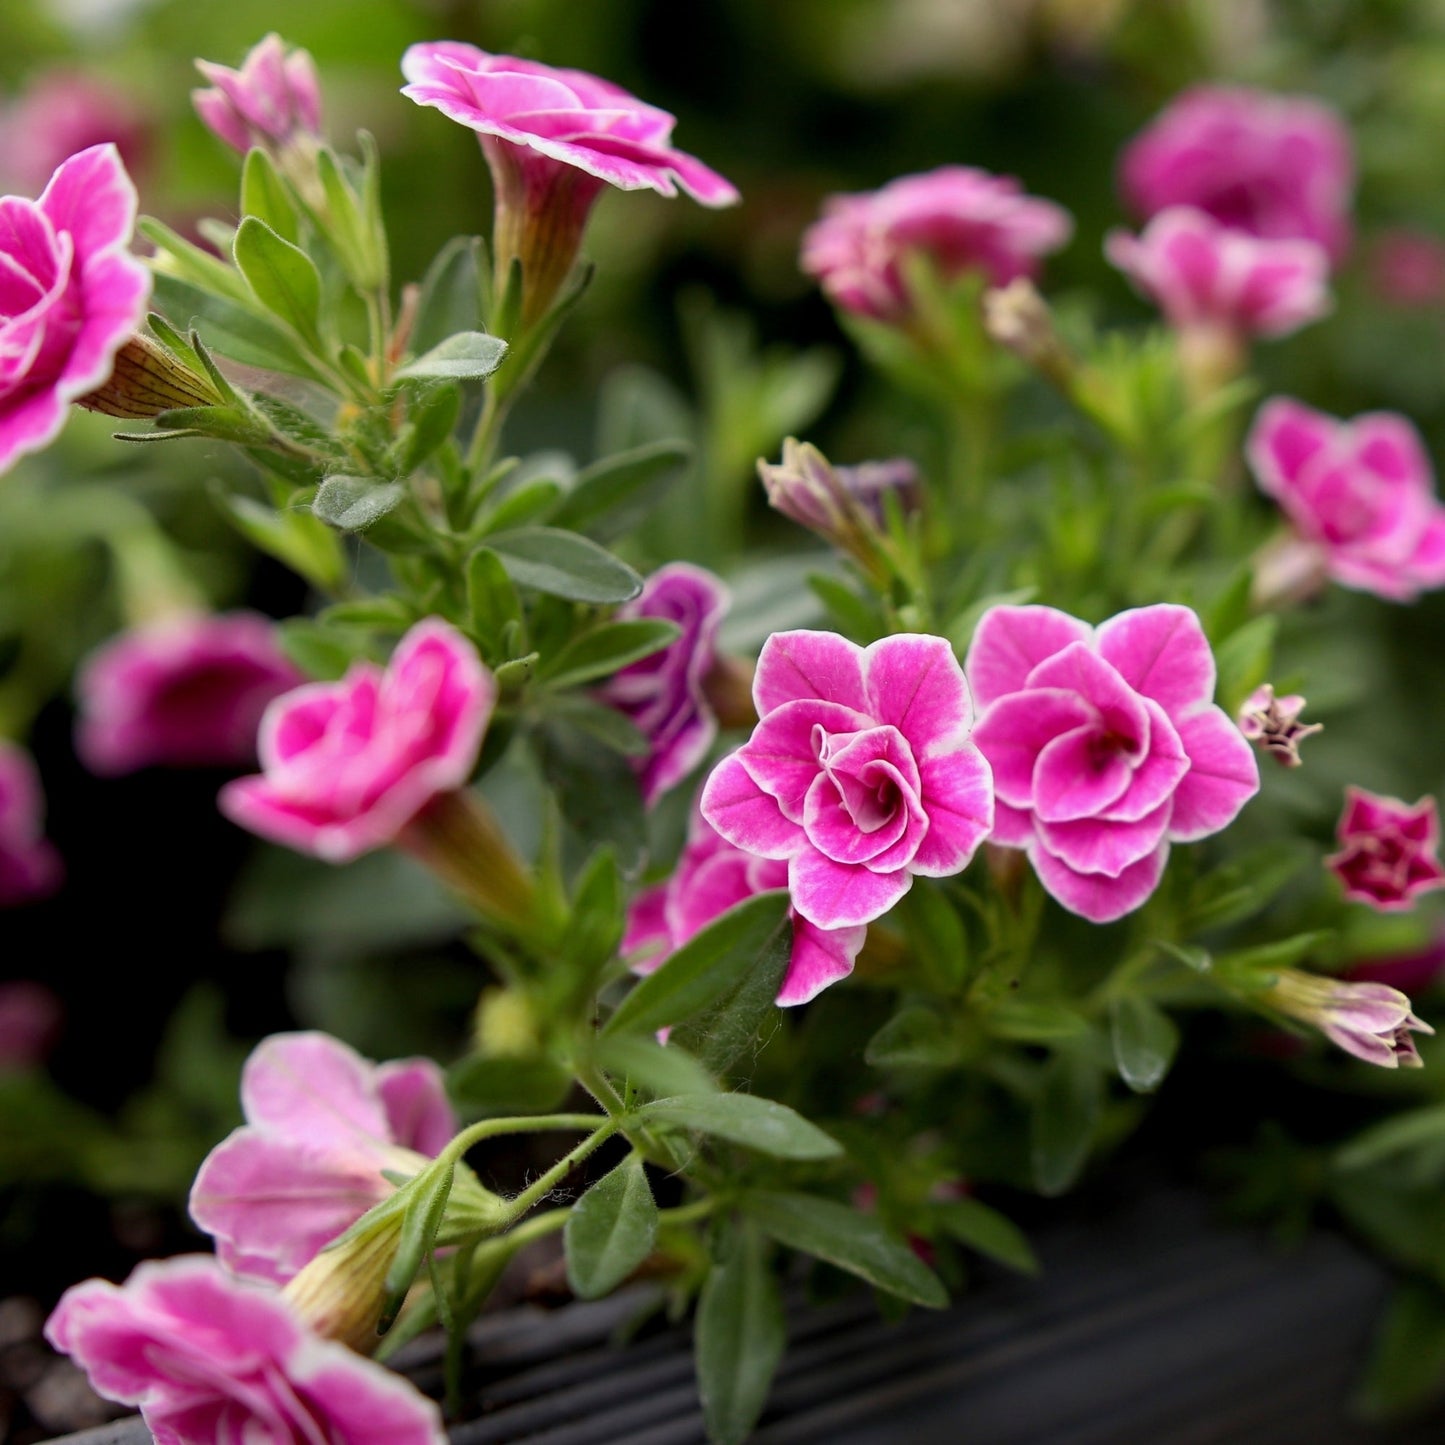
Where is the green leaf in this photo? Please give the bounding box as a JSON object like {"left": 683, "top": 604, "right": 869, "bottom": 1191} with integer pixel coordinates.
{"left": 742, "top": 1190, "right": 947, "bottom": 1309}
{"left": 604, "top": 892, "right": 791, "bottom": 1040}
{"left": 233, "top": 217, "right": 324, "bottom": 345}
{"left": 140, "top": 215, "right": 251, "bottom": 303}
{"left": 988, "top": 1000, "right": 1090, "bottom": 1044}
{"left": 634, "top": 1093, "right": 842, "bottom": 1161}
{"left": 1215, "top": 930, "right": 1334, "bottom": 988}
{"left": 899, "top": 883, "right": 969, "bottom": 991}
{"left": 209, "top": 487, "right": 343, "bottom": 593}
{"left": 533, "top": 721, "right": 647, "bottom": 878}
{"left": 488, "top": 527, "right": 643, "bottom": 604}
{"left": 316, "top": 145, "right": 386, "bottom": 291}
{"left": 313, "top": 476, "right": 407, "bottom": 533}
{"left": 381, "top": 1163, "right": 453, "bottom": 1330}
{"left": 447, "top": 1054, "right": 573, "bottom": 1115}
{"left": 1185, "top": 842, "right": 1312, "bottom": 933}
{"left": 551, "top": 439, "right": 692, "bottom": 542}
{"left": 540, "top": 619, "right": 680, "bottom": 690}
{"left": 241, "top": 148, "right": 300, "bottom": 243}
{"left": 1031, "top": 1049, "right": 1102, "bottom": 1197}
{"left": 465, "top": 547, "right": 523, "bottom": 654}
{"left": 864, "top": 1006, "right": 959, "bottom": 1069}
{"left": 1109, "top": 995, "right": 1179, "bottom": 1094}
{"left": 400, "top": 383, "right": 461, "bottom": 472}
{"left": 564, "top": 1153, "right": 658, "bottom": 1299}
{"left": 558, "top": 846, "right": 625, "bottom": 998}
{"left": 695, "top": 1223, "right": 785, "bottom": 1445}
{"left": 278, "top": 619, "right": 368, "bottom": 681}
{"left": 151, "top": 271, "right": 323, "bottom": 380}
{"left": 1213, "top": 615, "right": 1278, "bottom": 716}
{"left": 807, "top": 572, "right": 883, "bottom": 642}
{"left": 396, "top": 330, "right": 508, "bottom": 383}
{"left": 411, "top": 236, "right": 483, "bottom": 356}
{"left": 1337, "top": 1104, "right": 1445, "bottom": 1171}
{"left": 542, "top": 697, "right": 649, "bottom": 756}
{"left": 1357, "top": 1279, "right": 1445, "bottom": 1419}
{"left": 480, "top": 477, "right": 565, "bottom": 535}
{"left": 594, "top": 1034, "right": 718, "bottom": 1099}
{"left": 933, "top": 1197, "right": 1038, "bottom": 1275}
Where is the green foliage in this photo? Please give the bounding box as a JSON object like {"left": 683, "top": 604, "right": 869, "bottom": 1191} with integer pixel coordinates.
{"left": 564, "top": 1153, "right": 659, "bottom": 1299}
{"left": 633, "top": 1093, "right": 842, "bottom": 1161}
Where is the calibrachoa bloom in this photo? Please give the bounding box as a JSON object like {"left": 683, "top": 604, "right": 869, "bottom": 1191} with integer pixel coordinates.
{"left": 1237, "top": 683, "right": 1321, "bottom": 769}
{"left": 1325, "top": 787, "right": 1445, "bottom": 912}
{"left": 595, "top": 564, "right": 730, "bottom": 808}
{"left": 700, "top": 631, "right": 993, "bottom": 930}
{"left": 219, "top": 618, "right": 494, "bottom": 863}
{"left": 1118, "top": 85, "right": 1355, "bottom": 264}
{"left": 965, "top": 604, "right": 1259, "bottom": 923}
{"left": 625, "top": 808, "right": 866, "bottom": 1006}
{"left": 76, "top": 612, "right": 304, "bottom": 775}
{"left": 0, "top": 143, "right": 150, "bottom": 475}
{"left": 1264, "top": 969, "right": 1433, "bottom": 1068}
{"left": 1105, "top": 207, "right": 1331, "bottom": 340}
{"left": 0, "top": 71, "right": 151, "bottom": 195}
{"left": 192, "top": 33, "right": 322, "bottom": 157}
{"left": 1246, "top": 398, "right": 1445, "bottom": 602}
{"left": 190, "top": 1031, "right": 456, "bottom": 1285}
{"left": 0, "top": 741, "right": 62, "bottom": 906}
{"left": 801, "top": 166, "right": 1073, "bottom": 323}
{"left": 46, "top": 1256, "right": 446, "bottom": 1445}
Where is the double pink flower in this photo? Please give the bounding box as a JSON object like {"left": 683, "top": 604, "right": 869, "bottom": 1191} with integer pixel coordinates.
{"left": 1326, "top": 788, "right": 1445, "bottom": 913}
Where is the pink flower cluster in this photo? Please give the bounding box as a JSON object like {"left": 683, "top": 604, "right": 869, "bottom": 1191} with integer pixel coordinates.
{"left": 1247, "top": 398, "right": 1445, "bottom": 603}
{"left": 801, "top": 166, "right": 1073, "bottom": 323}
{"left": 193, "top": 33, "right": 322, "bottom": 156}
{"left": 1326, "top": 787, "right": 1445, "bottom": 913}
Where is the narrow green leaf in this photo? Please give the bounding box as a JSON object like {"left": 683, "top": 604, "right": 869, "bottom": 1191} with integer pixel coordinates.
{"left": 1031, "top": 1049, "right": 1102, "bottom": 1197}
{"left": 604, "top": 892, "right": 791, "bottom": 1040}
{"left": 742, "top": 1190, "right": 947, "bottom": 1309}
{"left": 533, "top": 720, "right": 647, "bottom": 878}
{"left": 233, "top": 216, "right": 323, "bottom": 344}
{"left": 488, "top": 527, "right": 643, "bottom": 604}
{"left": 558, "top": 846, "right": 625, "bottom": 996}
{"left": 864, "top": 1006, "right": 959, "bottom": 1069}
{"left": 151, "top": 271, "right": 322, "bottom": 379}
{"left": 396, "top": 330, "right": 508, "bottom": 383}
{"left": 551, "top": 439, "right": 692, "bottom": 541}
{"left": 696, "top": 1223, "right": 785, "bottom": 1445}
{"left": 1213, "top": 614, "right": 1277, "bottom": 715}
{"left": 988, "top": 1000, "right": 1090, "bottom": 1043}
{"left": 1338, "top": 1104, "right": 1445, "bottom": 1171}
{"left": 594, "top": 1034, "right": 718, "bottom": 1098}
{"left": 1185, "top": 843, "right": 1312, "bottom": 932}
{"left": 241, "top": 148, "right": 300, "bottom": 243}
{"left": 540, "top": 619, "right": 680, "bottom": 690}
{"left": 542, "top": 697, "right": 649, "bottom": 757}
{"left": 400, "top": 383, "right": 461, "bottom": 472}
{"left": 313, "top": 476, "right": 407, "bottom": 533}
{"left": 564, "top": 1153, "right": 658, "bottom": 1299}
{"left": 381, "top": 1162, "right": 453, "bottom": 1331}
{"left": 481, "top": 477, "right": 565, "bottom": 535}
{"left": 934, "top": 1197, "right": 1038, "bottom": 1276}
{"left": 635, "top": 1093, "right": 842, "bottom": 1161}
{"left": 412, "top": 236, "right": 483, "bottom": 355}
{"left": 210, "top": 487, "right": 343, "bottom": 593}
{"left": 1216, "top": 930, "right": 1334, "bottom": 988}
{"left": 466, "top": 547, "right": 524, "bottom": 653}
{"left": 140, "top": 215, "right": 252, "bottom": 302}
{"left": 1109, "top": 995, "right": 1179, "bottom": 1094}
{"left": 277, "top": 619, "right": 368, "bottom": 681}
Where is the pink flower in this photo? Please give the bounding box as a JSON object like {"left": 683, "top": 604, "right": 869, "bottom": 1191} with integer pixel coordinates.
{"left": 0, "top": 71, "right": 151, "bottom": 195}
{"left": 1347, "top": 929, "right": 1445, "bottom": 996}
{"left": 45, "top": 1255, "right": 445, "bottom": 1445}
{"left": 595, "top": 564, "right": 730, "bottom": 808}
{"left": 1118, "top": 85, "right": 1355, "bottom": 264}
{"left": 1326, "top": 787, "right": 1445, "bottom": 912}
{"left": 699, "top": 631, "right": 994, "bottom": 930}
{"left": 0, "top": 742, "right": 62, "bottom": 906}
{"left": 0, "top": 143, "right": 151, "bottom": 476}
{"left": 1105, "top": 206, "right": 1330, "bottom": 339}
{"left": 0, "top": 981, "right": 61, "bottom": 1070}
{"left": 965, "top": 604, "right": 1259, "bottom": 923}
{"left": 1369, "top": 228, "right": 1445, "bottom": 308}
{"left": 193, "top": 33, "right": 322, "bottom": 157}
{"left": 801, "top": 166, "right": 1073, "bottom": 323}
{"left": 219, "top": 618, "right": 495, "bottom": 864}
{"left": 1264, "top": 969, "right": 1433, "bottom": 1068}
{"left": 1246, "top": 398, "right": 1445, "bottom": 602}
{"left": 625, "top": 808, "right": 865, "bottom": 1007}
{"left": 190, "top": 1031, "right": 455, "bottom": 1285}
{"left": 76, "top": 612, "right": 304, "bottom": 776}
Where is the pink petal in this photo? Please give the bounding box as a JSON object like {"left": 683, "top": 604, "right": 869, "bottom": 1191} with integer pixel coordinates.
{"left": 1030, "top": 841, "right": 1170, "bottom": 922}
{"left": 59, "top": 248, "right": 152, "bottom": 399}
{"left": 699, "top": 751, "right": 803, "bottom": 860}
{"left": 740, "top": 698, "right": 873, "bottom": 820}
{"left": 38, "top": 143, "right": 137, "bottom": 261}
{"left": 789, "top": 847, "right": 912, "bottom": 929}
{"left": 239, "top": 1032, "right": 392, "bottom": 1151}
{"left": 623, "top": 883, "right": 671, "bottom": 971}
{"left": 753, "top": 630, "right": 868, "bottom": 718}
{"left": 971, "top": 688, "right": 1094, "bottom": 807}
{"left": 1247, "top": 397, "right": 1336, "bottom": 504}
{"left": 778, "top": 917, "right": 866, "bottom": 1005}
{"left": 965, "top": 605, "right": 1092, "bottom": 709}
{"left": 1031, "top": 725, "right": 1134, "bottom": 822}
{"left": 1167, "top": 707, "right": 1260, "bottom": 840}
{"left": 1100, "top": 699, "right": 1191, "bottom": 822}
{"left": 908, "top": 745, "right": 995, "bottom": 875}
{"left": 990, "top": 800, "right": 1035, "bottom": 846}
{"left": 1035, "top": 799, "right": 1172, "bottom": 878}
{"left": 0, "top": 383, "right": 67, "bottom": 475}
{"left": 863, "top": 633, "right": 974, "bottom": 753}
{"left": 375, "top": 1059, "right": 455, "bottom": 1157}
{"left": 1095, "top": 604, "right": 1215, "bottom": 719}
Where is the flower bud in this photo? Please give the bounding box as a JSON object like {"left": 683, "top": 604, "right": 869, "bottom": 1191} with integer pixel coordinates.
{"left": 280, "top": 1209, "right": 403, "bottom": 1355}
{"left": 75, "top": 334, "right": 224, "bottom": 420}
{"left": 193, "top": 34, "right": 322, "bottom": 160}
{"left": 1237, "top": 684, "right": 1321, "bottom": 768}
{"left": 1263, "top": 968, "right": 1433, "bottom": 1068}
{"left": 983, "top": 278, "right": 1075, "bottom": 391}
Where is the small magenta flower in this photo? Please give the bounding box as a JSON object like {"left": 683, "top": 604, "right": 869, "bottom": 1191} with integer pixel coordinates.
{"left": 219, "top": 618, "right": 494, "bottom": 864}
{"left": 190, "top": 1031, "right": 459, "bottom": 1286}
{"left": 1246, "top": 398, "right": 1445, "bottom": 603}
{"left": 801, "top": 166, "right": 1073, "bottom": 324}
{"left": 75, "top": 612, "right": 304, "bottom": 776}
{"left": 1106, "top": 207, "right": 1331, "bottom": 340}
{"left": 0, "top": 742, "right": 62, "bottom": 907}
{"left": 192, "top": 33, "right": 322, "bottom": 157}
{"left": 700, "top": 630, "right": 993, "bottom": 929}
{"left": 1119, "top": 85, "right": 1355, "bottom": 264}
{"left": 0, "top": 71, "right": 151, "bottom": 195}
{"left": 595, "top": 564, "right": 730, "bottom": 808}
{"left": 1237, "top": 683, "right": 1322, "bottom": 769}
{"left": 1326, "top": 787, "right": 1445, "bottom": 912}
{"left": 45, "top": 1256, "right": 446, "bottom": 1445}
{"left": 625, "top": 807, "right": 865, "bottom": 1006}
{"left": 401, "top": 43, "right": 737, "bottom": 326}
{"left": 1264, "top": 969, "right": 1433, "bottom": 1068}
{"left": 0, "top": 143, "right": 151, "bottom": 476}
{"left": 965, "top": 604, "right": 1259, "bottom": 923}
{"left": 1369, "top": 228, "right": 1445, "bottom": 308}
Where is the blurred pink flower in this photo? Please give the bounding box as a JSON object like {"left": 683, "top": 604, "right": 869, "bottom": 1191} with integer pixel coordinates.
{"left": 700, "top": 631, "right": 993, "bottom": 930}
{"left": 46, "top": 1255, "right": 445, "bottom": 1445}
{"left": 1326, "top": 787, "right": 1445, "bottom": 912}
{"left": 1369, "top": 228, "right": 1445, "bottom": 308}
{"left": 193, "top": 33, "right": 322, "bottom": 156}
{"left": 0, "top": 72, "right": 150, "bottom": 195}
{"left": 0, "top": 981, "right": 61, "bottom": 1070}
{"left": 1119, "top": 85, "right": 1354, "bottom": 264}
{"left": 76, "top": 612, "right": 303, "bottom": 775}
{"left": 625, "top": 807, "right": 865, "bottom": 1007}
{"left": 1265, "top": 969, "right": 1433, "bottom": 1068}
{"left": 1246, "top": 398, "right": 1445, "bottom": 602}
{"left": 596, "top": 563, "right": 730, "bottom": 808}
{"left": 190, "top": 1031, "right": 455, "bottom": 1285}
{"left": 966, "top": 604, "right": 1258, "bottom": 923}
{"left": 219, "top": 618, "right": 494, "bottom": 863}
{"left": 1348, "top": 929, "right": 1445, "bottom": 995}
{"left": 0, "top": 143, "right": 150, "bottom": 475}
{"left": 801, "top": 166, "right": 1073, "bottom": 322}
{"left": 0, "top": 742, "right": 62, "bottom": 907}
{"left": 1106, "top": 206, "right": 1330, "bottom": 339}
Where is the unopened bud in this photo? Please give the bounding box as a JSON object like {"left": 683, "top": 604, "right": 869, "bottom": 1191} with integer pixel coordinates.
{"left": 1237, "top": 684, "right": 1322, "bottom": 768}
{"left": 983, "top": 278, "right": 1075, "bottom": 390}
{"left": 76, "top": 335, "right": 222, "bottom": 419}
{"left": 1263, "top": 968, "right": 1433, "bottom": 1069}
{"left": 282, "top": 1211, "right": 403, "bottom": 1354}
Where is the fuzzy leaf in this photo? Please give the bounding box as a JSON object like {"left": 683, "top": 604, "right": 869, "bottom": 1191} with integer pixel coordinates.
{"left": 1110, "top": 995, "right": 1179, "bottom": 1094}
{"left": 396, "top": 330, "right": 508, "bottom": 383}
{"left": 564, "top": 1153, "right": 658, "bottom": 1299}
{"left": 488, "top": 527, "right": 643, "bottom": 604}
{"left": 540, "top": 619, "right": 680, "bottom": 690}
{"left": 634, "top": 1093, "right": 842, "bottom": 1161}
{"left": 233, "top": 216, "right": 323, "bottom": 344}
{"left": 933, "top": 1197, "right": 1038, "bottom": 1275}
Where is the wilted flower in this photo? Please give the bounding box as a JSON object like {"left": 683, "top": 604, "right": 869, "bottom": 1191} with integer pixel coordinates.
{"left": 701, "top": 630, "right": 993, "bottom": 929}
{"left": 193, "top": 33, "right": 322, "bottom": 158}
{"left": 1119, "top": 85, "right": 1355, "bottom": 264}
{"left": 401, "top": 43, "right": 737, "bottom": 325}
{"left": 801, "top": 165, "right": 1073, "bottom": 324}
{"left": 965, "top": 604, "right": 1259, "bottom": 923}
{"left": 1326, "top": 787, "right": 1445, "bottom": 912}
{"left": 1237, "top": 684, "right": 1322, "bottom": 769}
{"left": 1246, "top": 398, "right": 1445, "bottom": 603}
{"left": 0, "top": 143, "right": 151, "bottom": 475}
{"left": 0, "top": 71, "right": 150, "bottom": 195}
{"left": 76, "top": 612, "right": 303, "bottom": 775}
{"left": 0, "top": 742, "right": 62, "bottom": 907}
{"left": 625, "top": 807, "right": 866, "bottom": 1006}
{"left": 1263, "top": 969, "right": 1433, "bottom": 1068}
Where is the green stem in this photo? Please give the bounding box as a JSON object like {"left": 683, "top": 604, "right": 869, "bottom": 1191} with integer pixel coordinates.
{"left": 499, "top": 1120, "right": 619, "bottom": 1223}
{"left": 440, "top": 1112, "right": 605, "bottom": 1170}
